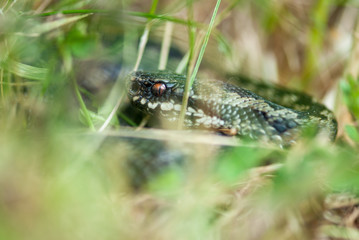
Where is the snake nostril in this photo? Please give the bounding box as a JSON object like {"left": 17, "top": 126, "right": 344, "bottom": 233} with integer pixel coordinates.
{"left": 130, "top": 82, "right": 141, "bottom": 94}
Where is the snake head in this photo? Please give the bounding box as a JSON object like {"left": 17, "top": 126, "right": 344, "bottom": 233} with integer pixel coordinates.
{"left": 127, "top": 71, "right": 188, "bottom": 119}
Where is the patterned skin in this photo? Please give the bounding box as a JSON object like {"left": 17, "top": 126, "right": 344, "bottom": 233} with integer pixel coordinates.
{"left": 127, "top": 71, "right": 337, "bottom": 146}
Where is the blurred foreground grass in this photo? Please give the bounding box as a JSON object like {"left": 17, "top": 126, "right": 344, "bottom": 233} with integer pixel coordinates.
{"left": 1, "top": 0, "right": 359, "bottom": 239}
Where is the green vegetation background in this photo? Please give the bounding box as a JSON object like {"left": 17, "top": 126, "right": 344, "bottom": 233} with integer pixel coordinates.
{"left": 0, "top": 0, "right": 359, "bottom": 239}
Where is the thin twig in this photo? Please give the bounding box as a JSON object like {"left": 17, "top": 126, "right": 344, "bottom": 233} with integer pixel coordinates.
{"left": 34, "top": 0, "right": 53, "bottom": 14}
{"left": 176, "top": 51, "right": 190, "bottom": 74}
{"left": 133, "top": 24, "right": 152, "bottom": 71}
{"left": 88, "top": 128, "right": 282, "bottom": 150}
{"left": 98, "top": 95, "right": 124, "bottom": 132}
{"left": 159, "top": 21, "right": 174, "bottom": 70}
{"left": 136, "top": 115, "right": 150, "bottom": 130}
{"left": 133, "top": 0, "right": 159, "bottom": 71}
{"left": 346, "top": 16, "right": 359, "bottom": 78}
{"left": 0, "top": 68, "right": 3, "bottom": 101}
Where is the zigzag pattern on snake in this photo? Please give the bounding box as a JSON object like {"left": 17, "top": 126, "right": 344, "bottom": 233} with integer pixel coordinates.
{"left": 127, "top": 71, "right": 337, "bottom": 146}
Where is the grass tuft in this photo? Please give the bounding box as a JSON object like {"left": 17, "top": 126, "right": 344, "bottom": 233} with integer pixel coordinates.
{"left": 0, "top": 1, "right": 359, "bottom": 239}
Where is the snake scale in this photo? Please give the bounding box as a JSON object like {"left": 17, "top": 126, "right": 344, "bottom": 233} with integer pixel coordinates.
{"left": 127, "top": 71, "right": 337, "bottom": 146}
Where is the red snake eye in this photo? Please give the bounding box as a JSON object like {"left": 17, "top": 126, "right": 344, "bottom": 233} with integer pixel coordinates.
{"left": 152, "top": 82, "right": 167, "bottom": 97}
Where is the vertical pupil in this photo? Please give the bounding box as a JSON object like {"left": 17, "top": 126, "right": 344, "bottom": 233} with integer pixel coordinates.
{"left": 152, "top": 83, "right": 166, "bottom": 96}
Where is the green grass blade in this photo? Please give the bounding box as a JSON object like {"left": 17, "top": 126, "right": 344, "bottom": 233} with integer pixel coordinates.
{"left": 25, "top": 14, "right": 91, "bottom": 36}
{"left": 38, "top": 9, "right": 105, "bottom": 17}
{"left": 73, "top": 76, "right": 95, "bottom": 131}
{"left": 133, "top": 0, "right": 160, "bottom": 71}
{"left": 189, "top": 0, "right": 221, "bottom": 87}
{"left": 178, "top": 0, "right": 222, "bottom": 127}
{"left": 127, "top": 11, "right": 197, "bottom": 26}
{"left": 7, "top": 60, "right": 48, "bottom": 81}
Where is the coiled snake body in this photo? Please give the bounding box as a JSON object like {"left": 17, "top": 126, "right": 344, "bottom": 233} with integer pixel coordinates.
{"left": 127, "top": 71, "right": 337, "bottom": 146}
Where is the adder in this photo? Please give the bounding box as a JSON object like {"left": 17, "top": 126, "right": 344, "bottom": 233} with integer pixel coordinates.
{"left": 127, "top": 71, "right": 337, "bottom": 147}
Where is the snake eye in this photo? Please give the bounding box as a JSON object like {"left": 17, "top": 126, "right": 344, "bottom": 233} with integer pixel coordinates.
{"left": 152, "top": 82, "right": 167, "bottom": 97}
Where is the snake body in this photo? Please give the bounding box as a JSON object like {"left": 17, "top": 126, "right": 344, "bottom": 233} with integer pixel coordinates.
{"left": 127, "top": 71, "right": 337, "bottom": 146}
